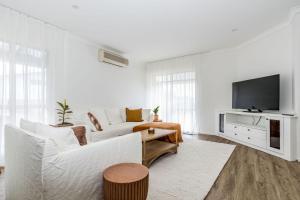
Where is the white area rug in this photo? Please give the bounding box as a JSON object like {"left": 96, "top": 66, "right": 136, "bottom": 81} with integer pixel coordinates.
{"left": 148, "top": 139, "right": 235, "bottom": 200}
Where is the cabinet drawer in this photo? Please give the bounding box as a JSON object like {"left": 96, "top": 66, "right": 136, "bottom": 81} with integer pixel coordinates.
{"left": 225, "top": 124, "right": 238, "bottom": 131}
{"left": 247, "top": 135, "right": 266, "bottom": 148}
{"left": 234, "top": 131, "right": 247, "bottom": 141}
{"left": 252, "top": 128, "right": 267, "bottom": 135}
{"left": 237, "top": 127, "right": 267, "bottom": 148}
{"left": 244, "top": 131, "right": 266, "bottom": 148}
{"left": 224, "top": 124, "right": 239, "bottom": 138}
{"left": 239, "top": 126, "right": 266, "bottom": 135}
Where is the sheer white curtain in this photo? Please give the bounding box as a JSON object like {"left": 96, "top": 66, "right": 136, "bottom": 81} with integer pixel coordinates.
{"left": 147, "top": 57, "right": 199, "bottom": 134}
{"left": 0, "top": 6, "right": 65, "bottom": 165}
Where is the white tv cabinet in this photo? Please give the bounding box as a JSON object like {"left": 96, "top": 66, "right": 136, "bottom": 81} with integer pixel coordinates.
{"left": 218, "top": 111, "right": 297, "bottom": 161}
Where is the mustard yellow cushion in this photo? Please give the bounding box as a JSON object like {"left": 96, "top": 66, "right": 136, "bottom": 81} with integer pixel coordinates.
{"left": 126, "top": 108, "right": 143, "bottom": 122}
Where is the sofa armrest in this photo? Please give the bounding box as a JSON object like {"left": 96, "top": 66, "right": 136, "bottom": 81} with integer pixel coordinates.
{"left": 42, "top": 132, "right": 142, "bottom": 200}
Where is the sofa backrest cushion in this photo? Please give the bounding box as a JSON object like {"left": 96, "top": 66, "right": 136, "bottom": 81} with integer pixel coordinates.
{"left": 71, "top": 108, "right": 108, "bottom": 131}
{"left": 36, "top": 124, "right": 80, "bottom": 151}
{"left": 90, "top": 108, "right": 110, "bottom": 127}
{"left": 20, "top": 118, "right": 40, "bottom": 133}
{"left": 72, "top": 107, "right": 151, "bottom": 128}
{"left": 142, "top": 109, "right": 152, "bottom": 122}
{"left": 105, "top": 108, "right": 123, "bottom": 125}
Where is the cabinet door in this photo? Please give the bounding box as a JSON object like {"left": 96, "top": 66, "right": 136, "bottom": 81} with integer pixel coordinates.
{"left": 266, "top": 117, "right": 283, "bottom": 153}
{"left": 224, "top": 123, "right": 236, "bottom": 138}
{"left": 219, "top": 114, "right": 225, "bottom": 133}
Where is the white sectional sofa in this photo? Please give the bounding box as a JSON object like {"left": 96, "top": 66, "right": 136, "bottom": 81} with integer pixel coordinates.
{"left": 72, "top": 108, "right": 152, "bottom": 142}
{"left": 5, "top": 124, "right": 142, "bottom": 200}
{"left": 4, "top": 108, "right": 150, "bottom": 200}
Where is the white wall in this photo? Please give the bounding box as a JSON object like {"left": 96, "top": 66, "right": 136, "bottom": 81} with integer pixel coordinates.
{"left": 236, "top": 25, "right": 293, "bottom": 113}
{"left": 197, "top": 50, "right": 237, "bottom": 133}
{"left": 292, "top": 11, "right": 300, "bottom": 160}
{"left": 58, "top": 34, "right": 146, "bottom": 109}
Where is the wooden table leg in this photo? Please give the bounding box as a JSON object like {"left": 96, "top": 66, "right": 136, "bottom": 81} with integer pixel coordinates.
{"left": 142, "top": 141, "right": 146, "bottom": 165}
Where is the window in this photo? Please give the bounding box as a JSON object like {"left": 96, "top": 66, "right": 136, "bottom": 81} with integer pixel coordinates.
{"left": 0, "top": 40, "right": 48, "bottom": 163}
{"left": 151, "top": 71, "right": 197, "bottom": 133}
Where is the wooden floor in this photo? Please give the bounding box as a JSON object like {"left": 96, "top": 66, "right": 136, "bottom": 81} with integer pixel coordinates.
{"left": 190, "top": 134, "right": 300, "bottom": 200}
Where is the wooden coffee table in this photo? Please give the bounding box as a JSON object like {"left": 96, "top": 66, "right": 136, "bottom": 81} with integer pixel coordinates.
{"left": 140, "top": 129, "right": 178, "bottom": 167}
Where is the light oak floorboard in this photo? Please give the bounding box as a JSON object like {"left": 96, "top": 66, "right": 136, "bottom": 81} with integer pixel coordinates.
{"left": 186, "top": 134, "right": 300, "bottom": 200}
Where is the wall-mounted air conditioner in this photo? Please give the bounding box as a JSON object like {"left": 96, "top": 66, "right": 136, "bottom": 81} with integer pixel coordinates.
{"left": 98, "top": 49, "right": 129, "bottom": 67}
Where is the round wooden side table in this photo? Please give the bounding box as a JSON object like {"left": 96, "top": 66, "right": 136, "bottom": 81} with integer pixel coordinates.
{"left": 103, "top": 163, "right": 149, "bottom": 200}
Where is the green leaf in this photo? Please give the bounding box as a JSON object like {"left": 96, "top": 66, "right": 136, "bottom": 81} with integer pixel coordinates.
{"left": 153, "top": 105, "right": 160, "bottom": 114}
{"left": 57, "top": 101, "right": 63, "bottom": 107}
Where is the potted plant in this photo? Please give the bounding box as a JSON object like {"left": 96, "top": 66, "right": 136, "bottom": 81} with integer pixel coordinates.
{"left": 153, "top": 106, "right": 160, "bottom": 121}
{"left": 56, "top": 99, "right": 73, "bottom": 126}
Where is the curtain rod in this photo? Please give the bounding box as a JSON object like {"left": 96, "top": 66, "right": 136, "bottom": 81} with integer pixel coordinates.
{"left": 0, "top": 3, "right": 67, "bottom": 32}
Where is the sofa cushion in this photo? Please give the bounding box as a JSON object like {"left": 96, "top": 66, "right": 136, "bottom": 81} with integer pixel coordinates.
{"left": 126, "top": 108, "right": 143, "bottom": 122}
{"left": 90, "top": 108, "right": 110, "bottom": 127}
{"left": 71, "top": 108, "right": 109, "bottom": 131}
{"left": 121, "top": 108, "right": 152, "bottom": 122}
{"left": 105, "top": 108, "right": 123, "bottom": 125}
{"left": 120, "top": 109, "right": 126, "bottom": 122}
{"left": 90, "top": 121, "right": 145, "bottom": 142}
{"left": 20, "top": 119, "right": 40, "bottom": 133}
{"left": 142, "top": 109, "right": 151, "bottom": 122}
{"left": 72, "top": 126, "right": 88, "bottom": 146}
{"left": 87, "top": 112, "right": 103, "bottom": 131}
{"left": 71, "top": 108, "right": 94, "bottom": 130}
{"left": 36, "top": 124, "right": 80, "bottom": 151}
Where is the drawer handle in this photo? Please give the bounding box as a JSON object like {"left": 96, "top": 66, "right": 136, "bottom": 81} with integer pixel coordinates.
{"left": 234, "top": 126, "right": 237, "bottom": 128}
{"left": 234, "top": 133, "right": 237, "bottom": 136}
{"left": 247, "top": 129, "right": 250, "bottom": 131}
{"left": 248, "top": 137, "right": 251, "bottom": 139}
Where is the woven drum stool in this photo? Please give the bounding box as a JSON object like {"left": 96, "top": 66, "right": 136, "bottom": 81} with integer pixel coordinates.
{"left": 103, "top": 163, "right": 149, "bottom": 200}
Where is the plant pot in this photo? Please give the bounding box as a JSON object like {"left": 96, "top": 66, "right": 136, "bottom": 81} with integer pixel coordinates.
{"left": 53, "top": 122, "right": 74, "bottom": 127}
{"left": 154, "top": 115, "right": 159, "bottom": 121}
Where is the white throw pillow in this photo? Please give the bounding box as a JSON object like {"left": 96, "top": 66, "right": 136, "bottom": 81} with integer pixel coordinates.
{"left": 72, "top": 108, "right": 109, "bottom": 131}
{"left": 20, "top": 119, "right": 40, "bottom": 133}
{"left": 90, "top": 108, "right": 109, "bottom": 127}
{"left": 105, "top": 108, "right": 123, "bottom": 125}
{"left": 80, "top": 113, "right": 98, "bottom": 132}
{"left": 70, "top": 108, "right": 89, "bottom": 124}
{"left": 142, "top": 109, "right": 151, "bottom": 122}
{"left": 36, "top": 124, "right": 80, "bottom": 151}
{"left": 120, "top": 108, "right": 126, "bottom": 122}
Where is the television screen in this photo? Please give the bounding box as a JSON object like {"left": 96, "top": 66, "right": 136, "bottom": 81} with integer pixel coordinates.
{"left": 232, "top": 74, "right": 280, "bottom": 111}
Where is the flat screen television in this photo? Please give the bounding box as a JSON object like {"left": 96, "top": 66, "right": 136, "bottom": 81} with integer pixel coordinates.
{"left": 232, "top": 74, "right": 280, "bottom": 111}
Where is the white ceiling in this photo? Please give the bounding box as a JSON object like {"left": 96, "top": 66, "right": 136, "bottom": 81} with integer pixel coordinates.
{"left": 0, "top": 0, "right": 299, "bottom": 62}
